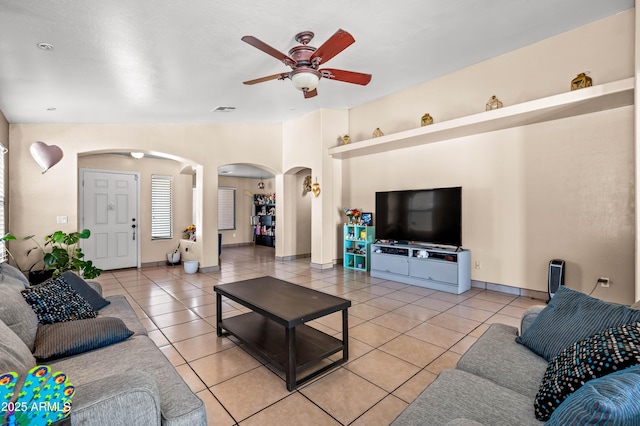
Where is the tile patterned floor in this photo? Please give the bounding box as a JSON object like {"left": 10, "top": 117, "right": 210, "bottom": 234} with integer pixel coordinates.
{"left": 95, "top": 246, "right": 545, "bottom": 425}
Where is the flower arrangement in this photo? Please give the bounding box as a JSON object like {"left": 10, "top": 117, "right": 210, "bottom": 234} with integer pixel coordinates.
{"left": 343, "top": 208, "right": 362, "bottom": 224}
{"left": 183, "top": 225, "right": 196, "bottom": 241}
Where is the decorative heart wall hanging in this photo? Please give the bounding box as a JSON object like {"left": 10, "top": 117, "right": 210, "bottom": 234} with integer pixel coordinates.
{"left": 30, "top": 141, "right": 64, "bottom": 174}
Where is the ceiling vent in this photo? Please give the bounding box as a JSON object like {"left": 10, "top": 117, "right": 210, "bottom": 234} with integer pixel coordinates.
{"left": 211, "top": 106, "right": 236, "bottom": 112}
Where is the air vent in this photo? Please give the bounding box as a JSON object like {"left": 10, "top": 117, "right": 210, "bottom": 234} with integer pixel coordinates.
{"left": 211, "top": 106, "right": 236, "bottom": 112}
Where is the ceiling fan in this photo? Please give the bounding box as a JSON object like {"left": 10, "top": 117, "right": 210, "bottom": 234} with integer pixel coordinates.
{"left": 241, "top": 29, "right": 372, "bottom": 98}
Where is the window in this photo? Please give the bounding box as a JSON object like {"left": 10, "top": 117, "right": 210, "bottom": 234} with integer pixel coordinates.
{"left": 218, "top": 187, "right": 236, "bottom": 230}
{"left": 192, "top": 186, "right": 197, "bottom": 226}
{"left": 151, "top": 175, "right": 173, "bottom": 239}
{"left": 0, "top": 144, "right": 6, "bottom": 262}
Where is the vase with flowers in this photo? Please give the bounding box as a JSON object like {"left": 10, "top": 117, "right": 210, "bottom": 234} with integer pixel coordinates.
{"left": 183, "top": 225, "right": 196, "bottom": 242}
{"left": 343, "top": 208, "right": 362, "bottom": 224}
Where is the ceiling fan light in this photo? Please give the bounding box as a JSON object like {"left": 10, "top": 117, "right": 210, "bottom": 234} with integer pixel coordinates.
{"left": 291, "top": 70, "right": 320, "bottom": 92}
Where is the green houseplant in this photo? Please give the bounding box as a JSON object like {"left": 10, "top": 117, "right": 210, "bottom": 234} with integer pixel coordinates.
{"left": 39, "top": 229, "right": 103, "bottom": 279}
{"left": 22, "top": 229, "right": 103, "bottom": 280}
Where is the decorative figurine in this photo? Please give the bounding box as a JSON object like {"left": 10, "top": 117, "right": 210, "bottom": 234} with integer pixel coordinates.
{"left": 303, "top": 175, "right": 312, "bottom": 192}
{"left": 571, "top": 72, "right": 593, "bottom": 91}
{"left": 312, "top": 178, "right": 320, "bottom": 197}
{"left": 341, "top": 134, "right": 351, "bottom": 145}
{"left": 486, "top": 95, "right": 503, "bottom": 111}
{"left": 421, "top": 113, "right": 434, "bottom": 126}
{"left": 372, "top": 127, "right": 384, "bottom": 138}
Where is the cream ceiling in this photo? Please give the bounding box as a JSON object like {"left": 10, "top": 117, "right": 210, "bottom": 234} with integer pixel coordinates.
{"left": 0, "top": 0, "right": 633, "bottom": 125}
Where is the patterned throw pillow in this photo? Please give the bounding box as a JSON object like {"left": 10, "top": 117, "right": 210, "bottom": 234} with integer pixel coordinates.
{"left": 33, "top": 317, "right": 134, "bottom": 361}
{"left": 21, "top": 276, "right": 97, "bottom": 324}
{"left": 546, "top": 364, "right": 640, "bottom": 425}
{"left": 535, "top": 322, "right": 640, "bottom": 421}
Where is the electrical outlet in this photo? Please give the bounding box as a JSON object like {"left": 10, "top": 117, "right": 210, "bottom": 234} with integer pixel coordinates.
{"left": 598, "top": 277, "right": 610, "bottom": 288}
{"left": 56, "top": 216, "right": 68, "bottom": 224}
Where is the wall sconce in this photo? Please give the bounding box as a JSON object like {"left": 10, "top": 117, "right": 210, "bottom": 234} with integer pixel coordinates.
{"left": 30, "top": 141, "right": 64, "bottom": 174}
{"left": 312, "top": 177, "right": 320, "bottom": 197}
{"left": 257, "top": 177, "right": 265, "bottom": 190}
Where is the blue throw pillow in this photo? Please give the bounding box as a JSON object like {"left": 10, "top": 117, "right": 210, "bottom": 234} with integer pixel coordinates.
{"left": 516, "top": 286, "right": 640, "bottom": 361}
{"left": 535, "top": 322, "right": 640, "bottom": 421}
{"left": 546, "top": 365, "right": 640, "bottom": 425}
{"left": 33, "top": 317, "right": 134, "bottom": 361}
{"left": 61, "top": 271, "right": 110, "bottom": 311}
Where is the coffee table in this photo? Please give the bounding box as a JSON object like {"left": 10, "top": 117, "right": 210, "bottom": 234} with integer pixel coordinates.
{"left": 215, "top": 276, "right": 351, "bottom": 391}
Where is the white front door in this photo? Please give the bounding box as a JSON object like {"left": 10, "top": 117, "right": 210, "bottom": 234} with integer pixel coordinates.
{"left": 80, "top": 169, "right": 139, "bottom": 270}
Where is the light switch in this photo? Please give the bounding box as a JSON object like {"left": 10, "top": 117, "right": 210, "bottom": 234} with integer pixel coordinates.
{"left": 56, "top": 216, "right": 68, "bottom": 224}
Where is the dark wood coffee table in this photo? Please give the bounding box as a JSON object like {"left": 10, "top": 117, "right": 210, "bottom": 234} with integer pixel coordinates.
{"left": 215, "top": 276, "right": 351, "bottom": 391}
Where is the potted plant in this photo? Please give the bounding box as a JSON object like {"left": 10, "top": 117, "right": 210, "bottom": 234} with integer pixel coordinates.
{"left": 1, "top": 232, "right": 53, "bottom": 284}
{"left": 1, "top": 233, "right": 24, "bottom": 272}
{"left": 24, "top": 229, "right": 103, "bottom": 282}
{"left": 44, "top": 229, "right": 103, "bottom": 279}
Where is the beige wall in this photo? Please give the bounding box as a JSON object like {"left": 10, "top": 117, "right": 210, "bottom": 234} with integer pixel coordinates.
{"left": 294, "top": 169, "right": 312, "bottom": 255}
{"left": 77, "top": 153, "right": 194, "bottom": 264}
{"left": 218, "top": 175, "right": 275, "bottom": 246}
{"left": 7, "top": 123, "right": 282, "bottom": 270}
{"left": 282, "top": 109, "right": 349, "bottom": 267}
{"left": 342, "top": 11, "right": 635, "bottom": 304}
{"left": 0, "top": 111, "right": 8, "bottom": 242}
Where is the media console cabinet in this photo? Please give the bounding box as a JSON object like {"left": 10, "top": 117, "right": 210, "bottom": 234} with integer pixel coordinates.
{"left": 370, "top": 243, "right": 471, "bottom": 294}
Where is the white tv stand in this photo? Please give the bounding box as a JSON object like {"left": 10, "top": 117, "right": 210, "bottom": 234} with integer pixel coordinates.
{"left": 370, "top": 243, "right": 471, "bottom": 294}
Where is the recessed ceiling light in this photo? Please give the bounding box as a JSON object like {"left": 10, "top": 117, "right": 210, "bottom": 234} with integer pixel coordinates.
{"left": 130, "top": 152, "right": 144, "bottom": 159}
{"left": 36, "top": 42, "right": 54, "bottom": 51}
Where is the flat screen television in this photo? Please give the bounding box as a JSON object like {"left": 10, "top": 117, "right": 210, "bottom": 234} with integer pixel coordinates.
{"left": 375, "top": 187, "right": 462, "bottom": 247}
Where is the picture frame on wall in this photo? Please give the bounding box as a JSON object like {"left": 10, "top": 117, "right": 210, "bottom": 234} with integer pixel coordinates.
{"left": 362, "top": 212, "right": 373, "bottom": 226}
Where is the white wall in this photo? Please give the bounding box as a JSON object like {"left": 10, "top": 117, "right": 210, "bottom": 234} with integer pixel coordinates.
{"left": 341, "top": 11, "right": 635, "bottom": 304}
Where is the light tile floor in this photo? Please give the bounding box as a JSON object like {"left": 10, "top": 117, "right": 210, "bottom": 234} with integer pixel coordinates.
{"left": 95, "top": 246, "right": 545, "bottom": 426}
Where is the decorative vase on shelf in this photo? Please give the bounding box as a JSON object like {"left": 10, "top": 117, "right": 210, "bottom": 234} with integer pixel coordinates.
{"left": 486, "top": 95, "right": 503, "bottom": 111}
{"left": 570, "top": 72, "right": 592, "bottom": 91}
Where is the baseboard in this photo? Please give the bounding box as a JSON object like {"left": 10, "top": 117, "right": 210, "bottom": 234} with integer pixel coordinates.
{"left": 311, "top": 262, "right": 335, "bottom": 270}
{"left": 221, "top": 242, "right": 253, "bottom": 248}
{"left": 472, "top": 280, "right": 547, "bottom": 301}
{"left": 275, "top": 253, "right": 311, "bottom": 262}
{"left": 199, "top": 265, "right": 220, "bottom": 273}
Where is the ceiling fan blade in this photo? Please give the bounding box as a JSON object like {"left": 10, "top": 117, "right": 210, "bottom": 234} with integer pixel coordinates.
{"left": 303, "top": 89, "right": 318, "bottom": 99}
{"left": 241, "top": 36, "right": 297, "bottom": 66}
{"left": 320, "top": 69, "right": 372, "bottom": 86}
{"left": 309, "top": 29, "right": 355, "bottom": 65}
{"left": 243, "top": 73, "right": 289, "bottom": 85}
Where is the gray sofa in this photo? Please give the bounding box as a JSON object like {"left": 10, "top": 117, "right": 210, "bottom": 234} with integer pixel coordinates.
{"left": 392, "top": 288, "right": 640, "bottom": 426}
{"left": 392, "top": 306, "right": 547, "bottom": 426}
{"left": 0, "top": 263, "right": 206, "bottom": 425}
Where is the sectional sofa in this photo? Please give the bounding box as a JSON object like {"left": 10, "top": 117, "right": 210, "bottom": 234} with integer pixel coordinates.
{"left": 0, "top": 263, "right": 206, "bottom": 425}
{"left": 392, "top": 286, "right": 640, "bottom": 425}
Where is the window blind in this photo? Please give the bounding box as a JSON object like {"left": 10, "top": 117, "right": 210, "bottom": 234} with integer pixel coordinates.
{"left": 151, "top": 175, "right": 173, "bottom": 239}
{"left": 0, "top": 145, "right": 6, "bottom": 262}
{"left": 218, "top": 187, "right": 235, "bottom": 231}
